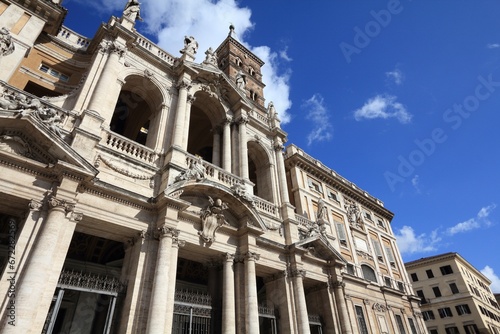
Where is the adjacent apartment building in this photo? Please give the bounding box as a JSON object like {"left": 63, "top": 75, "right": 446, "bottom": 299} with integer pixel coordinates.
{"left": 0, "top": 0, "right": 424, "bottom": 333}
{"left": 405, "top": 253, "right": 500, "bottom": 334}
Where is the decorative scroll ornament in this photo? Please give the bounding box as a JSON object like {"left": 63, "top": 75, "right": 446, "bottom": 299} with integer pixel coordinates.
{"left": 198, "top": 196, "right": 228, "bottom": 245}
{"left": 231, "top": 182, "right": 254, "bottom": 204}
{"left": 175, "top": 156, "right": 205, "bottom": 182}
{"left": 48, "top": 194, "right": 75, "bottom": 213}
{"left": 0, "top": 27, "right": 14, "bottom": 57}
{"left": 373, "top": 303, "right": 388, "bottom": 312}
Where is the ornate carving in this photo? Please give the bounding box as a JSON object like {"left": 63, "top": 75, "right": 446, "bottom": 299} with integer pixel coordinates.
{"left": 199, "top": 196, "right": 228, "bottom": 244}
{"left": 345, "top": 198, "right": 363, "bottom": 230}
{"left": 98, "top": 154, "right": 154, "bottom": 180}
{"left": 187, "top": 94, "right": 196, "bottom": 104}
{"left": 175, "top": 156, "right": 205, "bottom": 182}
{"left": 290, "top": 269, "right": 306, "bottom": 278}
{"left": 237, "top": 114, "right": 248, "bottom": 125}
{"left": 273, "top": 137, "right": 285, "bottom": 152}
{"left": 58, "top": 269, "right": 125, "bottom": 294}
{"left": 176, "top": 78, "right": 191, "bottom": 90}
{"left": 203, "top": 47, "right": 218, "bottom": 67}
{"left": 0, "top": 135, "right": 33, "bottom": 158}
{"left": 0, "top": 27, "right": 14, "bottom": 57}
{"left": 180, "top": 36, "right": 198, "bottom": 55}
{"left": 70, "top": 212, "right": 83, "bottom": 222}
{"left": 28, "top": 199, "right": 43, "bottom": 211}
{"left": 223, "top": 253, "right": 235, "bottom": 262}
{"left": 231, "top": 182, "right": 254, "bottom": 204}
{"left": 373, "top": 303, "right": 388, "bottom": 312}
{"left": 158, "top": 225, "right": 179, "bottom": 239}
{"left": 48, "top": 195, "right": 75, "bottom": 213}
{"left": 123, "top": 0, "right": 143, "bottom": 22}
{"left": 244, "top": 251, "right": 260, "bottom": 262}
{"left": 144, "top": 68, "right": 153, "bottom": 78}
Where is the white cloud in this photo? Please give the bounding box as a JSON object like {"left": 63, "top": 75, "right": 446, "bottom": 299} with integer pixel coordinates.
{"left": 386, "top": 68, "right": 404, "bottom": 85}
{"left": 487, "top": 43, "right": 500, "bottom": 49}
{"left": 481, "top": 266, "right": 500, "bottom": 293}
{"left": 394, "top": 226, "right": 441, "bottom": 255}
{"left": 447, "top": 204, "right": 496, "bottom": 235}
{"left": 140, "top": 0, "right": 292, "bottom": 123}
{"left": 67, "top": 0, "right": 293, "bottom": 123}
{"left": 411, "top": 175, "right": 420, "bottom": 193}
{"left": 353, "top": 95, "right": 412, "bottom": 124}
{"left": 302, "top": 94, "right": 333, "bottom": 146}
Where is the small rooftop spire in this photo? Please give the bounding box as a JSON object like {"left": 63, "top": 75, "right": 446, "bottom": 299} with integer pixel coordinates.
{"left": 228, "top": 23, "right": 235, "bottom": 37}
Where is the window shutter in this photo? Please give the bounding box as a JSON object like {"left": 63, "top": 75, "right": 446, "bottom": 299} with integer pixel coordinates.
{"left": 385, "top": 246, "right": 395, "bottom": 263}
{"left": 373, "top": 239, "right": 383, "bottom": 258}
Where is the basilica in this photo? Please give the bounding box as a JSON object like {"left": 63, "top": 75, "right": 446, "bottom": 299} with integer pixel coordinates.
{"left": 0, "top": 0, "right": 425, "bottom": 333}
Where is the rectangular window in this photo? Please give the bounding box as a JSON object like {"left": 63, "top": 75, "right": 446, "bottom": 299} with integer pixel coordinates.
{"left": 440, "top": 265, "right": 453, "bottom": 275}
{"left": 395, "top": 314, "right": 407, "bottom": 334}
{"left": 377, "top": 219, "right": 385, "bottom": 229}
{"left": 449, "top": 282, "right": 459, "bottom": 294}
{"left": 430, "top": 330, "right": 438, "bottom": 334}
{"left": 397, "top": 281, "right": 405, "bottom": 292}
{"left": 346, "top": 263, "right": 355, "bottom": 275}
{"left": 385, "top": 246, "right": 396, "bottom": 267}
{"left": 416, "top": 290, "right": 427, "bottom": 304}
{"left": 438, "top": 307, "right": 453, "bottom": 318}
{"left": 355, "top": 306, "right": 369, "bottom": 334}
{"left": 308, "top": 178, "right": 323, "bottom": 193}
{"left": 426, "top": 269, "right": 434, "bottom": 278}
{"left": 384, "top": 276, "right": 392, "bottom": 288}
{"left": 464, "top": 324, "right": 479, "bottom": 334}
{"left": 372, "top": 239, "right": 384, "bottom": 262}
{"left": 432, "top": 286, "right": 442, "bottom": 297}
{"left": 336, "top": 222, "right": 347, "bottom": 246}
{"left": 410, "top": 273, "right": 418, "bottom": 282}
{"left": 445, "top": 327, "right": 460, "bottom": 334}
{"left": 422, "top": 310, "right": 435, "bottom": 321}
{"left": 408, "top": 318, "right": 418, "bottom": 334}
{"left": 456, "top": 304, "right": 471, "bottom": 315}
{"left": 327, "top": 190, "right": 339, "bottom": 202}
{"left": 364, "top": 211, "right": 373, "bottom": 221}
{"left": 354, "top": 237, "right": 369, "bottom": 253}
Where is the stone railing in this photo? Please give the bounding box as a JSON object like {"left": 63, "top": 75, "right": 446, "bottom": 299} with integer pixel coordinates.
{"left": 253, "top": 197, "right": 277, "bottom": 216}
{"left": 185, "top": 153, "right": 241, "bottom": 188}
{"left": 135, "top": 35, "right": 175, "bottom": 65}
{"left": 295, "top": 214, "right": 314, "bottom": 230}
{"left": 55, "top": 26, "right": 91, "bottom": 50}
{"left": 101, "top": 130, "right": 159, "bottom": 166}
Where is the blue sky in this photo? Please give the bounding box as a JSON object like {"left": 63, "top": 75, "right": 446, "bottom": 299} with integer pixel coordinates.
{"left": 61, "top": 0, "right": 500, "bottom": 291}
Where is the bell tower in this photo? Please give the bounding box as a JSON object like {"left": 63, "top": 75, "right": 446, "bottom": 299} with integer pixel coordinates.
{"left": 215, "top": 25, "right": 267, "bottom": 112}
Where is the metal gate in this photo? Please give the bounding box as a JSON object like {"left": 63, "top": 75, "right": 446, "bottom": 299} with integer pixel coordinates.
{"left": 172, "top": 289, "right": 212, "bottom": 334}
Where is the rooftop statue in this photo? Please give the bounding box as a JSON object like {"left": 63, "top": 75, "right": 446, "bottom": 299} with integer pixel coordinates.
{"left": 180, "top": 36, "right": 198, "bottom": 55}
{"left": 123, "top": 0, "right": 143, "bottom": 22}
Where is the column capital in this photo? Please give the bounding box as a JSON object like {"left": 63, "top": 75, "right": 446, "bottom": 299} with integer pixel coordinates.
{"left": 237, "top": 115, "right": 248, "bottom": 125}
{"left": 187, "top": 94, "right": 196, "bottom": 104}
{"left": 244, "top": 251, "right": 260, "bottom": 262}
{"left": 223, "top": 252, "right": 235, "bottom": 262}
{"left": 47, "top": 195, "right": 75, "bottom": 213}
{"left": 223, "top": 116, "right": 233, "bottom": 125}
{"left": 363, "top": 299, "right": 371, "bottom": 305}
{"left": 158, "top": 225, "right": 179, "bottom": 238}
{"left": 176, "top": 78, "right": 191, "bottom": 90}
{"left": 290, "top": 269, "right": 306, "bottom": 278}
{"left": 273, "top": 138, "right": 285, "bottom": 152}
{"left": 29, "top": 199, "right": 43, "bottom": 211}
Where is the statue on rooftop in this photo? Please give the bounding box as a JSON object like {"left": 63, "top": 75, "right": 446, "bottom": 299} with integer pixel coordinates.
{"left": 203, "top": 47, "right": 218, "bottom": 67}
{"left": 180, "top": 36, "right": 198, "bottom": 55}
{"left": 123, "top": 0, "right": 143, "bottom": 22}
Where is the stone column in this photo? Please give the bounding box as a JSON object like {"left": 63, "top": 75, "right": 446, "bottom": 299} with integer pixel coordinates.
{"left": 333, "top": 281, "right": 353, "bottom": 334}
{"left": 244, "top": 252, "right": 260, "bottom": 334}
{"left": 172, "top": 79, "right": 190, "bottom": 148}
{"left": 87, "top": 40, "right": 126, "bottom": 121}
{"left": 164, "top": 235, "right": 183, "bottom": 333}
{"left": 145, "top": 225, "right": 177, "bottom": 334}
{"left": 222, "top": 253, "right": 236, "bottom": 334}
{"left": 291, "top": 269, "right": 310, "bottom": 334}
{"left": 1, "top": 195, "right": 79, "bottom": 334}
{"left": 181, "top": 94, "right": 196, "bottom": 151}
{"left": 212, "top": 125, "right": 222, "bottom": 167}
{"left": 274, "top": 137, "right": 290, "bottom": 204}
{"left": 222, "top": 117, "right": 232, "bottom": 172}
{"left": 363, "top": 299, "right": 377, "bottom": 333}
{"left": 237, "top": 114, "right": 249, "bottom": 179}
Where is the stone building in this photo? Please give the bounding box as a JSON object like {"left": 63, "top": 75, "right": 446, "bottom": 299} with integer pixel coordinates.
{"left": 405, "top": 253, "right": 500, "bottom": 334}
{"left": 0, "top": 0, "right": 424, "bottom": 333}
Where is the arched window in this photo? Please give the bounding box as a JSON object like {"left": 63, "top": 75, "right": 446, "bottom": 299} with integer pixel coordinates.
{"left": 361, "top": 264, "right": 377, "bottom": 283}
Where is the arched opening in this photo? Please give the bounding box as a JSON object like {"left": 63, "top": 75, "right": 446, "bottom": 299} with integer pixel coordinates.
{"left": 109, "top": 75, "right": 163, "bottom": 148}
{"left": 186, "top": 91, "right": 225, "bottom": 165}
{"left": 248, "top": 141, "right": 273, "bottom": 202}
{"left": 361, "top": 264, "right": 377, "bottom": 283}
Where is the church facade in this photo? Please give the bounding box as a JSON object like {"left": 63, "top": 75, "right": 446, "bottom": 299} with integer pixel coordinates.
{"left": 0, "top": 0, "right": 425, "bottom": 333}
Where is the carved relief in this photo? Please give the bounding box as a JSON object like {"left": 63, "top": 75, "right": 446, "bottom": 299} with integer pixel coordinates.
{"left": 175, "top": 156, "right": 205, "bottom": 182}
{"left": 198, "top": 196, "right": 228, "bottom": 245}
{"left": 373, "top": 303, "right": 388, "bottom": 312}
{"left": 0, "top": 135, "right": 33, "bottom": 158}
{"left": 0, "top": 27, "right": 14, "bottom": 57}
{"left": 345, "top": 198, "right": 363, "bottom": 230}
{"left": 231, "top": 182, "right": 254, "bottom": 204}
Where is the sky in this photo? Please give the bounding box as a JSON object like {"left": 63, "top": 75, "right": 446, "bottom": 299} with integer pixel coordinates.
{"left": 60, "top": 0, "right": 500, "bottom": 292}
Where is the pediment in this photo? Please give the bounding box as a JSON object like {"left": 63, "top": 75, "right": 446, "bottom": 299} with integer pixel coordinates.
{"left": 0, "top": 114, "right": 98, "bottom": 177}
{"left": 294, "top": 235, "right": 347, "bottom": 263}
{"left": 183, "top": 62, "right": 253, "bottom": 108}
